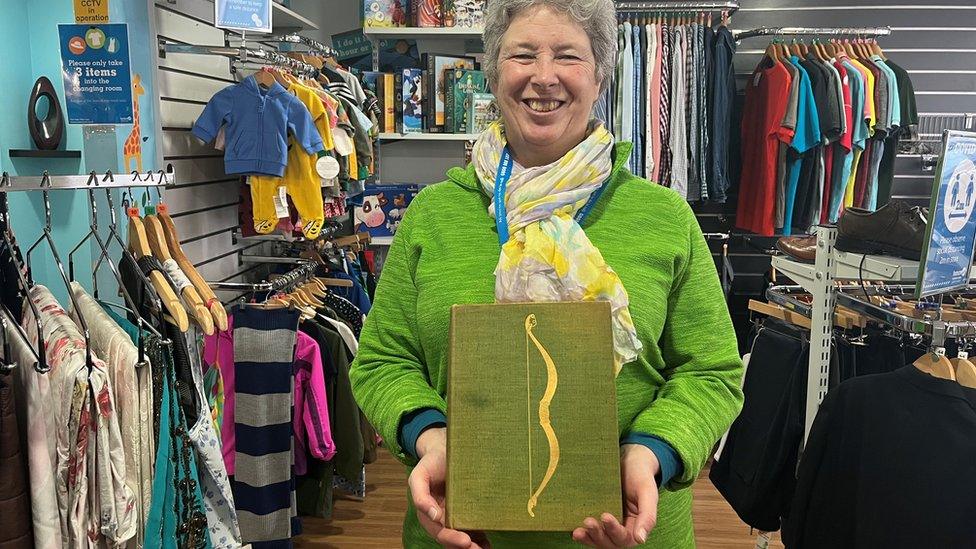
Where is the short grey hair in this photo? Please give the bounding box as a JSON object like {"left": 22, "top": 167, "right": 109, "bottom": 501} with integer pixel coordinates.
{"left": 482, "top": 0, "right": 618, "bottom": 94}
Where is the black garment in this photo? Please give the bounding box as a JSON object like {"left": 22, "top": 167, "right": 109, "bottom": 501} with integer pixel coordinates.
{"left": 323, "top": 292, "right": 363, "bottom": 337}
{"left": 799, "top": 58, "right": 835, "bottom": 143}
{"left": 784, "top": 366, "right": 976, "bottom": 548}
{"left": 708, "top": 26, "right": 735, "bottom": 203}
{"left": 0, "top": 233, "right": 28, "bottom": 322}
{"left": 876, "top": 59, "right": 919, "bottom": 206}
{"left": 709, "top": 318, "right": 809, "bottom": 532}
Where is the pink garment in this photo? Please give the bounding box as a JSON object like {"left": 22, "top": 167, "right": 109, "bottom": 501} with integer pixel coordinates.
{"left": 204, "top": 316, "right": 237, "bottom": 474}
{"left": 293, "top": 332, "right": 336, "bottom": 475}
{"left": 204, "top": 317, "right": 336, "bottom": 476}
{"left": 650, "top": 23, "right": 663, "bottom": 182}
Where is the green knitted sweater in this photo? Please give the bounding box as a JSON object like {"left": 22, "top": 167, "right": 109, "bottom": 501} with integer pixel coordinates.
{"left": 350, "top": 143, "right": 744, "bottom": 548}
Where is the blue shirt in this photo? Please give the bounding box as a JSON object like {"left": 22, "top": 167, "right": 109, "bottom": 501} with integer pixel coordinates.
{"left": 782, "top": 56, "right": 820, "bottom": 235}
{"left": 192, "top": 75, "right": 324, "bottom": 177}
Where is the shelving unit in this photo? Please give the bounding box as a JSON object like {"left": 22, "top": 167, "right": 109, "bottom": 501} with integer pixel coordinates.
{"left": 378, "top": 132, "right": 479, "bottom": 141}
{"left": 363, "top": 27, "right": 483, "bottom": 39}
{"left": 9, "top": 149, "right": 82, "bottom": 159}
{"left": 271, "top": 2, "right": 319, "bottom": 33}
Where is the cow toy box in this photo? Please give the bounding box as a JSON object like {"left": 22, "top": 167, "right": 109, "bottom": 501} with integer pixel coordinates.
{"left": 354, "top": 184, "right": 422, "bottom": 239}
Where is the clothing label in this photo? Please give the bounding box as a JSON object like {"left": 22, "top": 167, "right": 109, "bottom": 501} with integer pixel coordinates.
{"left": 74, "top": 0, "right": 109, "bottom": 24}
{"left": 754, "top": 531, "right": 772, "bottom": 549}
{"left": 273, "top": 186, "right": 289, "bottom": 218}
{"left": 754, "top": 72, "right": 762, "bottom": 87}
{"left": 58, "top": 24, "right": 133, "bottom": 124}
{"left": 316, "top": 155, "right": 341, "bottom": 179}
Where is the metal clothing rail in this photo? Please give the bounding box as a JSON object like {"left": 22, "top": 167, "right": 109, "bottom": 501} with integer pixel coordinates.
{"left": 0, "top": 166, "right": 175, "bottom": 191}
{"left": 734, "top": 26, "right": 892, "bottom": 41}
{"left": 615, "top": 0, "right": 739, "bottom": 13}
{"left": 271, "top": 33, "right": 339, "bottom": 59}
{"left": 209, "top": 260, "right": 317, "bottom": 292}
{"left": 160, "top": 43, "right": 318, "bottom": 76}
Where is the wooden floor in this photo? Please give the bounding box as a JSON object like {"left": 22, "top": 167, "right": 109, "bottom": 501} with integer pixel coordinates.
{"left": 295, "top": 450, "right": 784, "bottom": 548}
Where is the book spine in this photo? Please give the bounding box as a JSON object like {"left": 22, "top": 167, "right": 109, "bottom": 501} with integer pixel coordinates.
{"left": 383, "top": 73, "right": 395, "bottom": 133}
{"left": 420, "top": 69, "right": 428, "bottom": 132}
{"left": 466, "top": 90, "right": 474, "bottom": 133}
{"left": 395, "top": 70, "right": 404, "bottom": 133}
{"left": 410, "top": 0, "right": 420, "bottom": 26}
{"left": 427, "top": 58, "right": 440, "bottom": 132}
{"left": 444, "top": 71, "right": 456, "bottom": 134}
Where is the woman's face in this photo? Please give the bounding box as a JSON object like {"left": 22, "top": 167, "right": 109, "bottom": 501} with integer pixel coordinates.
{"left": 493, "top": 4, "right": 601, "bottom": 167}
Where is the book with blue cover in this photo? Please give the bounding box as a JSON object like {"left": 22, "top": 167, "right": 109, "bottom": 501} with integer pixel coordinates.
{"left": 354, "top": 184, "right": 421, "bottom": 238}
{"left": 401, "top": 68, "right": 424, "bottom": 133}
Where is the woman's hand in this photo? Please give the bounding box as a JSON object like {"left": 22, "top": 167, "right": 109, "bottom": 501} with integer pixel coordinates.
{"left": 408, "top": 427, "right": 491, "bottom": 549}
{"left": 572, "top": 444, "right": 660, "bottom": 548}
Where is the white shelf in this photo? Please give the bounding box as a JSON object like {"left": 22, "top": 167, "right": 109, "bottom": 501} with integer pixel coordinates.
{"left": 378, "top": 132, "right": 479, "bottom": 141}
{"left": 363, "top": 27, "right": 483, "bottom": 39}
{"left": 272, "top": 3, "right": 319, "bottom": 32}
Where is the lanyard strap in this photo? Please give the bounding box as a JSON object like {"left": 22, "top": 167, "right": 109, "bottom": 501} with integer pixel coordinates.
{"left": 493, "top": 147, "right": 609, "bottom": 245}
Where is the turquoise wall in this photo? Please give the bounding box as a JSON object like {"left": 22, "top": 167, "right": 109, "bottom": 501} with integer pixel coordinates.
{"left": 1, "top": 0, "right": 157, "bottom": 306}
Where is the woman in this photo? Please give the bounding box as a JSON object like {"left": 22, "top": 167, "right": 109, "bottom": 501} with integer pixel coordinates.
{"left": 350, "top": 0, "right": 744, "bottom": 547}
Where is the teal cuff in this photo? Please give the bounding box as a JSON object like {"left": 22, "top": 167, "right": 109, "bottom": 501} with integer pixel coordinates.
{"left": 399, "top": 408, "right": 447, "bottom": 459}
{"left": 622, "top": 433, "right": 683, "bottom": 487}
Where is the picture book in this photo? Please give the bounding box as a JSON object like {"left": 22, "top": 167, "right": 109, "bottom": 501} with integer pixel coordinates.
{"left": 354, "top": 184, "right": 421, "bottom": 238}
{"left": 422, "top": 53, "right": 476, "bottom": 131}
{"left": 363, "top": 0, "right": 408, "bottom": 27}
{"left": 382, "top": 73, "right": 395, "bottom": 133}
{"left": 451, "top": 0, "right": 486, "bottom": 28}
{"left": 411, "top": 0, "right": 443, "bottom": 27}
{"left": 468, "top": 92, "right": 499, "bottom": 133}
{"left": 446, "top": 69, "right": 486, "bottom": 133}
{"left": 401, "top": 68, "right": 424, "bottom": 133}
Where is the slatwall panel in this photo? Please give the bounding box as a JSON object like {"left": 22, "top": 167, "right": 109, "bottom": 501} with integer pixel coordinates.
{"left": 694, "top": 1, "right": 976, "bottom": 344}
{"left": 153, "top": 0, "right": 270, "bottom": 289}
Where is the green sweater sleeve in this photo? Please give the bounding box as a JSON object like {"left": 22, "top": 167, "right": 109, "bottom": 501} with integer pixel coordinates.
{"left": 349, "top": 193, "right": 447, "bottom": 466}
{"left": 629, "top": 194, "right": 744, "bottom": 490}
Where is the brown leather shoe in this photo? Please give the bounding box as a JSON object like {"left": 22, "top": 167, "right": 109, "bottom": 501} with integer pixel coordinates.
{"left": 776, "top": 235, "right": 818, "bottom": 263}
{"left": 835, "top": 201, "right": 926, "bottom": 260}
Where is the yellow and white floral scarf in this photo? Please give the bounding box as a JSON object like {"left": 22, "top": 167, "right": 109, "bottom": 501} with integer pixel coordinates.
{"left": 473, "top": 120, "right": 643, "bottom": 373}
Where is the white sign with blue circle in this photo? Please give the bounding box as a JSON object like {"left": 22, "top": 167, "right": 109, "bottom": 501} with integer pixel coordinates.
{"left": 58, "top": 23, "right": 133, "bottom": 124}
{"left": 917, "top": 130, "right": 976, "bottom": 298}
{"left": 215, "top": 0, "right": 273, "bottom": 34}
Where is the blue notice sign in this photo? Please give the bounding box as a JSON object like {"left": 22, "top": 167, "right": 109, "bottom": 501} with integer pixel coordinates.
{"left": 917, "top": 130, "right": 976, "bottom": 298}
{"left": 58, "top": 24, "right": 133, "bottom": 125}
{"left": 215, "top": 0, "right": 273, "bottom": 33}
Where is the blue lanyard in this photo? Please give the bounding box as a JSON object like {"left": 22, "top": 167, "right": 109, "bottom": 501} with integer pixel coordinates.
{"left": 493, "top": 147, "right": 609, "bottom": 245}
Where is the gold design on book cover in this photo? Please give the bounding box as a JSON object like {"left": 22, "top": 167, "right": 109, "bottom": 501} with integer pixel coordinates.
{"left": 525, "top": 313, "right": 560, "bottom": 518}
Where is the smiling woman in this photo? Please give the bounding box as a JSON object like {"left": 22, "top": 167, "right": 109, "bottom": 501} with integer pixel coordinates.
{"left": 349, "top": 1, "right": 745, "bottom": 548}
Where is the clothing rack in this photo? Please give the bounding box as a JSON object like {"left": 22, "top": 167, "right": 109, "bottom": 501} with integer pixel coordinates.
{"left": 270, "top": 33, "right": 339, "bottom": 59}
{"left": 0, "top": 167, "right": 175, "bottom": 191}
{"left": 734, "top": 26, "right": 892, "bottom": 42}
{"left": 209, "top": 260, "right": 317, "bottom": 293}
{"left": 160, "top": 43, "right": 318, "bottom": 76}
{"left": 614, "top": 0, "right": 739, "bottom": 14}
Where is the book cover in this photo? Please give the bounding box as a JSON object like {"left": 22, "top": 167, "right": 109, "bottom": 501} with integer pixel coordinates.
{"left": 423, "top": 54, "right": 476, "bottom": 131}
{"left": 395, "top": 70, "right": 405, "bottom": 132}
{"left": 446, "top": 301, "right": 622, "bottom": 531}
{"left": 353, "top": 184, "right": 421, "bottom": 238}
{"left": 382, "top": 73, "right": 395, "bottom": 133}
{"left": 444, "top": 69, "right": 458, "bottom": 134}
{"left": 443, "top": 0, "right": 455, "bottom": 27}
{"left": 363, "top": 0, "right": 408, "bottom": 27}
{"left": 468, "top": 92, "right": 500, "bottom": 133}
{"left": 449, "top": 69, "right": 486, "bottom": 133}
{"left": 401, "top": 68, "right": 424, "bottom": 133}
{"left": 413, "top": 0, "right": 443, "bottom": 27}
{"left": 452, "top": 0, "right": 486, "bottom": 28}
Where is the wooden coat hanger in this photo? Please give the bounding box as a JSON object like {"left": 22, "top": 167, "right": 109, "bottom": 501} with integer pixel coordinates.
{"left": 871, "top": 39, "right": 886, "bottom": 60}
{"left": 127, "top": 209, "right": 189, "bottom": 331}
{"left": 144, "top": 212, "right": 214, "bottom": 335}
{"left": 953, "top": 351, "right": 976, "bottom": 389}
{"left": 253, "top": 68, "right": 277, "bottom": 88}
{"left": 765, "top": 40, "right": 781, "bottom": 63}
{"left": 914, "top": 347, "right": 956, "bottom": 381}
{"left": 157, "top": 204, "right": 228, "bottom": 331}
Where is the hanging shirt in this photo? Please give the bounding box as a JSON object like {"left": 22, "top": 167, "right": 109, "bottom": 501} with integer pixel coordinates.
{"left": 632, "top": 22, "right": 643, "bottom": 176}
{"left": 709, "top": 26, "right": 736, "bottom": 203}
{"left": 621, "top": 22, "right": 635, "bottom": 165}
{"left": 646, "top": 23, "right": 658, "bottom": 180}
{"left": 782, "top": 56, "right": 821, "bottom": 235}
{"left": 775, "top": 60, "right": 801, "bottom": 229}
{"left": 658, "top": 22, "right": 673, "bottom": 186}
{"left": 735, "top": 57, "right": 794, "bottom": 236}
{"left": 668, "top": 25, "right": 689, "bottom": 198}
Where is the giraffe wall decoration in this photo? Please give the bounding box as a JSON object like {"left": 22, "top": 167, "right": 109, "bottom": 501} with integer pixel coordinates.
{"left": 123, "top": 73, "right": 146, "bottom": 172}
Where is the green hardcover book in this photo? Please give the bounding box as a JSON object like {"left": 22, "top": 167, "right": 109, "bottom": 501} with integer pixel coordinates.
{"left": 449, "top": 69, "right": 486, "bottom": 133}
{"left": 444, "top": 69, "right": 458, "bottom": 134}
{"left": 446, "top": 301, "right": 621, "bottom": 532}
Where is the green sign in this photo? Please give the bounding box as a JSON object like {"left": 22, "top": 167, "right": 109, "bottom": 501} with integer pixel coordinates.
{"left": 331, "top": 29, "right": 372, "bottom": 60}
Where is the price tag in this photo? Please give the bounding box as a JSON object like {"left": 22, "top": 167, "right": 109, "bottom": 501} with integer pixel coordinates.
{"left": 273, "top": 186, "right": 289, "bottom": 218}
{"left": 755, "top": 531, "right": 772, "bottom": 549}
{"left": 316, "top": 155, "right": 341, "bottom": 179}
{"left": 127, "top": 206, "right": 140, "bottom": 218}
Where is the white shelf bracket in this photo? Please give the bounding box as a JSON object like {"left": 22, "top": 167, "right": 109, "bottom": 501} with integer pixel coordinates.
{"left": 804, "top": 225, "right": 838, "bottom": 446}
